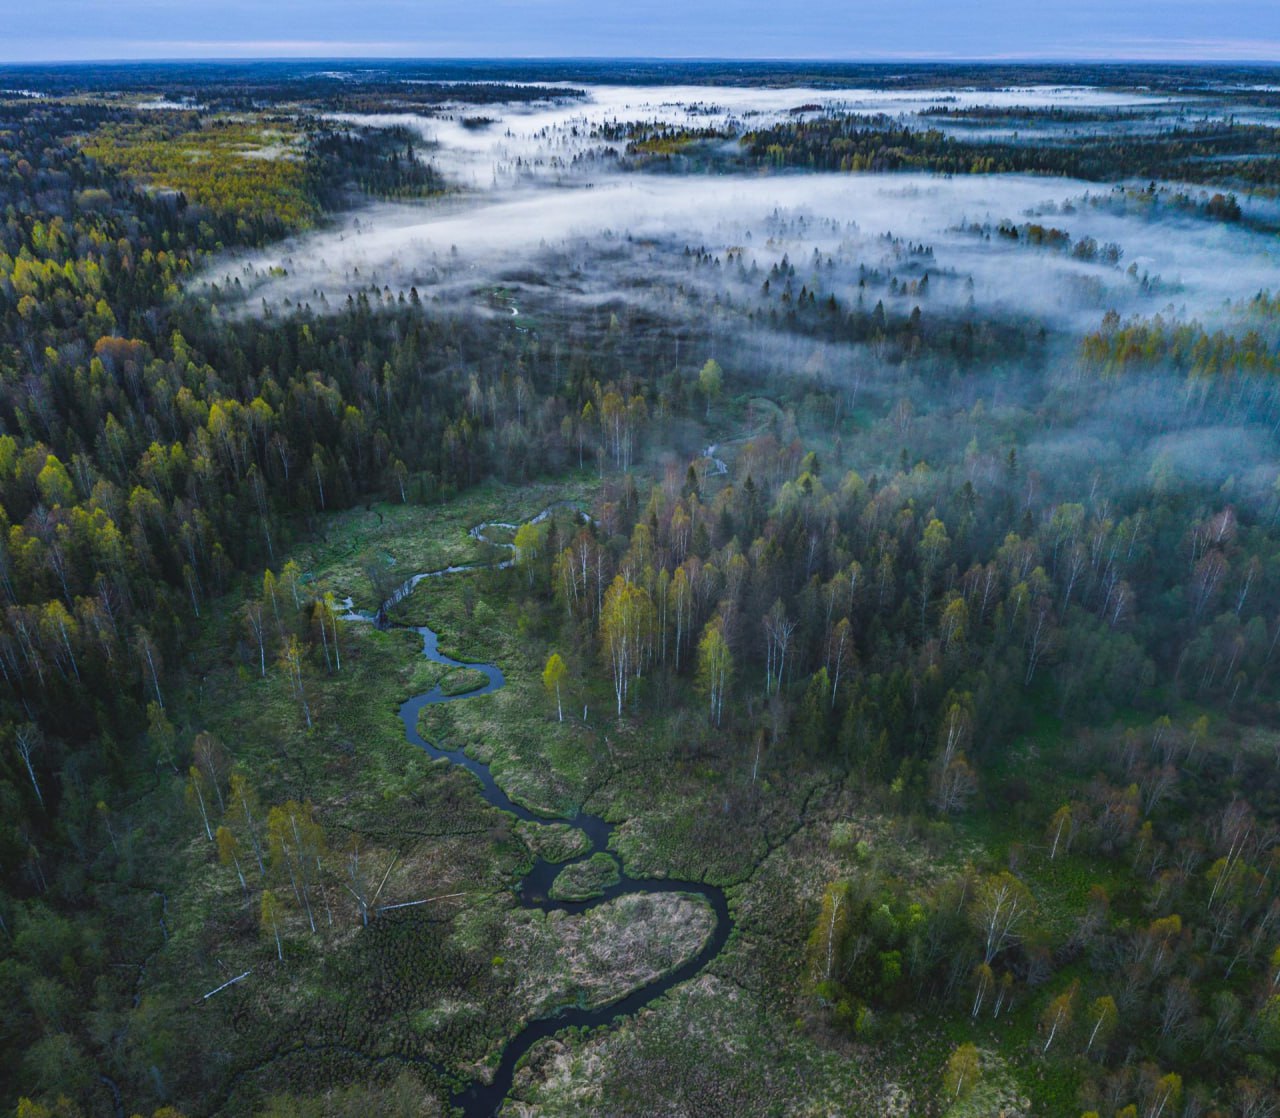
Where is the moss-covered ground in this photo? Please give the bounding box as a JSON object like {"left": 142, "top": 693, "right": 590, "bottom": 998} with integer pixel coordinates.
{"left": 546, "top": 853, "right": 620, "bottom": 902}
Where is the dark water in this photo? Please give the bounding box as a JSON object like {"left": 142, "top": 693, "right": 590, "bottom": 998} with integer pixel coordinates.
{"left": 396, "top": 624, "right": 733, "bottom": 1116}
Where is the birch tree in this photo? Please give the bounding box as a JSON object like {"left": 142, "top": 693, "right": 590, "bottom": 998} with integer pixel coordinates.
{"left": 1085, "top": 994, "right": 1118, "bottom": 1054}
{"left": 1147, "top": 1072, "right": 1182, "bottom": 1118}
{"left": 514, "top": 521, "right": 547, "bottom": 587}
{"left": 1024, "top": 595, "right": 1057, "bottom": 686}
{"left": 971, "top": 962, "right": 994, "bottom": 1018}
{"left": 40, "top": 600, "right": 80, "bottom": 682}
{"left": 1040, "top": 982, "right": 1077, "bottom": 1054}
{"left": 696, "top": 616, "right": 733, "bottom": 727}
{"left": 600, "top": 574, "right": 654, "bottom": 716}
{"left": 242, "top": 600, "right": 268, "bottom": 677}
{"left": 943, "top": 1044, "right": 981, "bottom": 1102}
{"left": 135, "top": 628, "right": 164, "bottom": 709}
{"left": 1046, "top": 804, "right": 1074, "bottom": 861}
{"left": 931, "top": 700, "right": 977, "bottom": 813}
{"left": 312, "top": 597, "right": 338, "bottom": 674}
{"left": 267, "top": 800, "right": 326, "bottom": 935}
{"left": 542, "top": 652, "right": 567, "bottom": 721}
{"left": 185, "top": 766, "right": 214, "bottom": 842}
{"left": 263, "top": 568, "right": 283, "bottom": 637}
{"left": 216, "top": 826, "right": 248, "bottom": 896}
{"left": 14, "top": 723, "right": 43, "bottom": 809}
{"left": 698, "top": 359, "right": 722, "bottom": 419}
{"left": 806, "top": 880, "right": 851, "bottom": 990}
{"left": 672, "top": 564, "right": 692, "bottom": 670}
{"left": 322, "top": 592, "right": 341, "bottom": 672}
{"left": 931, "top": 755, "right": 978, "bottom": 815}
{"left": 192, "top": 731, "right": 229, "bottom": 813}
{"left": 919, "top": 517, "right": 950, "bottom": 628}
{"left": 825, "top": 616, "right": 853, "bottom": 709}
{"left": 281, "top": 559, "right": 303, "bottom": 609}
{"left": 969, "top": 871, "right": 1036, "bottom": 964}
{"left": 763, "top": 599, "right": 796, "bottom": 696}
{"left": 228, "top": 772, "right": 267, "bottom": 877}
{"left": 261, "top": 889, "right": 284, "bottom": 961}
{"left": 279, "top": 635, "right": 312, "bottom": 729}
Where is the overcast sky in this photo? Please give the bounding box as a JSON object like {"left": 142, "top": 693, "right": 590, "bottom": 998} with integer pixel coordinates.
{"left": 3, "top": 0, "right": 1279, "bottom": 63}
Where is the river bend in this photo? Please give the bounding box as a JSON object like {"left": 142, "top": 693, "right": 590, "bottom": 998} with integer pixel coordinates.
{"left": 349, "top": 510, "right": 732, "bottom": 1116}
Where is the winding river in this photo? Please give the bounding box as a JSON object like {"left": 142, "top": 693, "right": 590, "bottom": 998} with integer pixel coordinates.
{"left": 352, "top": 510, "right": 734, "bottom": 1116}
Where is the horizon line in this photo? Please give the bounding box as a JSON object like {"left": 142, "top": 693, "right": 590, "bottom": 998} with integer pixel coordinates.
{"left": 4, "top": 54, "right": 1280, "bottom": 67}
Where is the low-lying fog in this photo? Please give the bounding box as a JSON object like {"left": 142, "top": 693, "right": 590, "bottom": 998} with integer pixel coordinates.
{"left": 205, "top": 84, "right": 1278, "bottom": 336}
{"left": 325, "top": 83, "right": 1240, "bottom": 186}
{"left": 216, "top": 171, "right": 1269, "bottom": 327}
{"left": 199, "top": 82, "right": 1280, "bottom": 512}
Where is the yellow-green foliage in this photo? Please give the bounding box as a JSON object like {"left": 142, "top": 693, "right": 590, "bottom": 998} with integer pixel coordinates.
{"left": 631, "top": 135, "right": 701, "bottom": 155}
{"left": 0, "top": 216, "right": 188, "bottom": 322}
{"left": 1082, "top": 296, "right": 1280, "bottom": 378}
{"left": 81, "top": 117, "right": 316, "bottom": 231}
{"left": 943, "top": 1043, "right": 981, "bottom": 1101}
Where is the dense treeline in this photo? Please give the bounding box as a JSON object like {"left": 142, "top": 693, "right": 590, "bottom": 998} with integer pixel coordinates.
{"left": 670, "top": 236, "right": 1046, "bottom": 370}
{"left": 1083, "top": 295, "right": 1280, "bottom": 378}
{"left": 734, "top": 115, "right": 1280, "bottom": 187}
{"left": 309, "top": 125, "right": 444, "bottom": 204}
{"left": 8, "top": 59, "right": 1277, "bottom": 96}
{"left": 1070, "top": 183, "right": 1258, "bottom": 230}
{"left": 533, "top": 413, "right": 1280, "bottom": 755}
{"left": 598, "top": 110, "right": 1280, "bottom": 188}
{"left": 0, "top": 65, "right": 584, "bottom": 113}
{"left": 79, "top": 116, "right": 320, "bottom": 242}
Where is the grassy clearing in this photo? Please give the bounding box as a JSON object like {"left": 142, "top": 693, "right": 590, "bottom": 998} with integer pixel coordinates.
{"left": 438, "top": 665, "right": 491, "bottom": 697}
{"left": 504, "top": 772, "right": 980, "bottom": 1116}
{"left": 297, "top": 476, "right": 597, "bottom": 614}
{"left": 411, "top": 576, "right": 609, "bottom": 817}
{"left": 510, "top": 970, "right": 920, "bottom": 1117}
{"left": 496, "top": 892, "right": 714, "bottom": 1020}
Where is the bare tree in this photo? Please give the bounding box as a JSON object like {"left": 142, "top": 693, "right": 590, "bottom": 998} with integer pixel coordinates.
{"left": 825, "top": 616, "right": 853, "bottom": 709}
{"left": 192, "top": 731, "right": 230, "bottom": 813}
{"left": 763, "top": 599, "right": 796, "bottom": 696}
{"left": 242, "top": 600, "right": 267, "bottom": 677}
{"left": 345, "top": 843, "right": 396, "bottom": 927}
{"left": 136, "top": 628, "right": 164, "bottom": 709}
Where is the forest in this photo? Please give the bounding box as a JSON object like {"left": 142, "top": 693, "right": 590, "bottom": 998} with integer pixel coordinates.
{"left": 1, "top": 60, "right": 1280, "bottom": 1118}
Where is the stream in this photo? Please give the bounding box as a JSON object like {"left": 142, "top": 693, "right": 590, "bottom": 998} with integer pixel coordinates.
{"left": 349, "top": 510, "right": 733, "bottom": 1116}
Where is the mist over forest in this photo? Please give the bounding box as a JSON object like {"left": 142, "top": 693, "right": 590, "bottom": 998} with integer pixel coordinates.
{"left": 3, "top": 59, "right": 1280, "bottom": 1118}
{"left": 208, "top": 80, "right": 1280, "bottom": 516}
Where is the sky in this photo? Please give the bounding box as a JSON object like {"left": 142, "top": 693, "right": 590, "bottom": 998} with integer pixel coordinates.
{"left": 2, "top": 0, "right": 1279, "bottom": 63}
